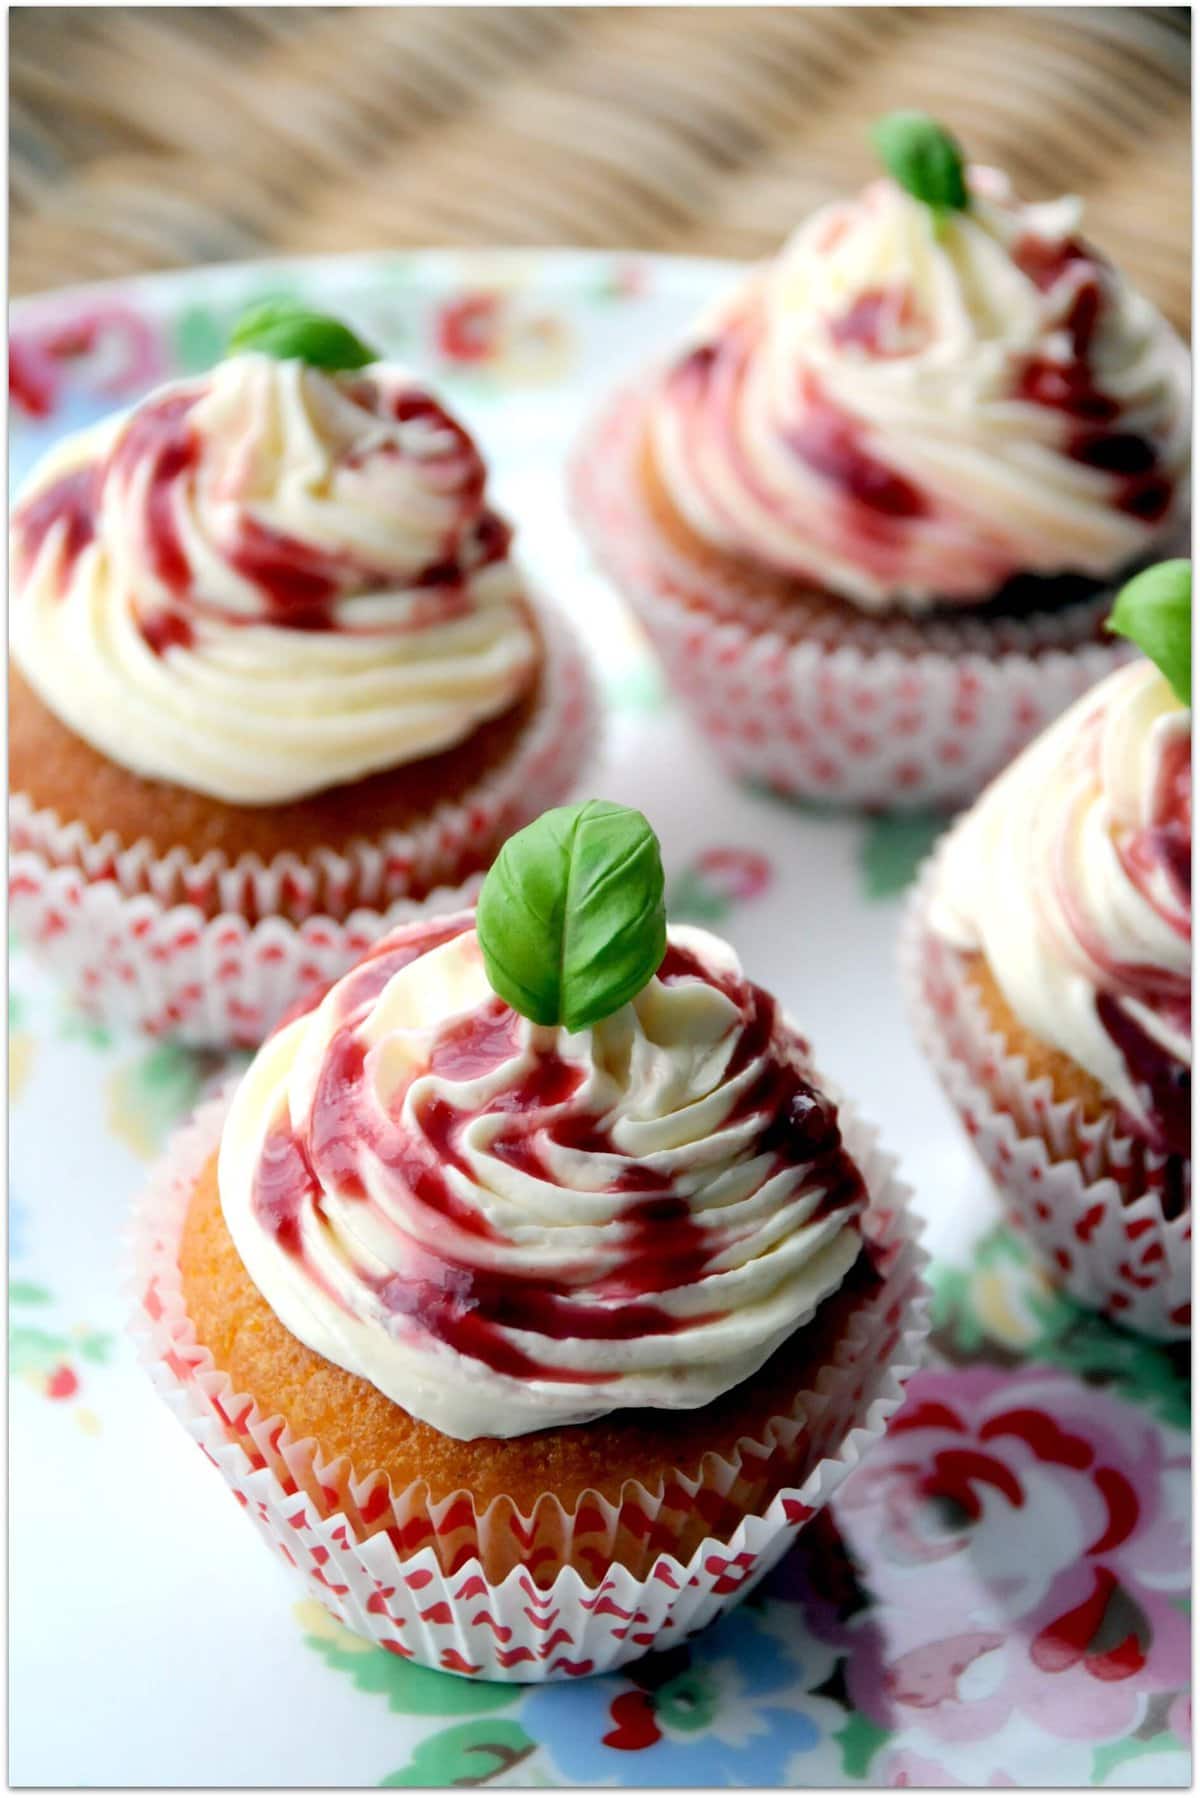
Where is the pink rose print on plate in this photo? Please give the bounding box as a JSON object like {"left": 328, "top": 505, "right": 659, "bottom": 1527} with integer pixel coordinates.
{"left": 433, "top": 289, "right": 572, "bottom": 383}
{"left": 666, "top": 847, "right": 773, "bottom": 928}
{"left": 827, "top": 1367, "right": 1190, "bottom": 1751}
{"left": 882, "top": 1746, "right": 1017, "bottom": 1786}
{"left": 693, "top": 847, "right": 772, "bottom": 904}
{"left": 435, "top": 292, "right": 503, "bottom": 365}
{"left": 606, "top": 259, "right": 650, "bottom": 301}
{"left": 10, "top": 303, "right": 167, "bottom": 420}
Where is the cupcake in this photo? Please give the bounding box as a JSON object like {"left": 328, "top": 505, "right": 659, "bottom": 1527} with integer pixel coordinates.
{"left": 571, "top": 112, "right": 1189, "bottom": 809}
{"left": 133, "top": 801, "right": 927, "bottom": 1679}
{"left": 904, "top": 560, "right": 1191, "bottom": 1339}
{"left": 10, "top": 302, "right": 596, "bottom": 1045}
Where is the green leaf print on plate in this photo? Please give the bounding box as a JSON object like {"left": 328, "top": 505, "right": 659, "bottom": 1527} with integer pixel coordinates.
{"left": 588, "top": 258, "right": 650, "bottom": 304}
{"left": 667, "top": 847, "right": 773, "bottom": 928}
{"left": 381, "top": 1719, "right": 537, "bottom": 1788}
{"left": 858, "top": 810, "right": 945, "bottom": 900}
{"left": 652, "top": 1664, "right": 720, "bottom": 1733}
{"left": 739, "top": 781, "right": 950, "bottom": 903}
{"left": 832, "top": 1711, "right": 893, "bottom": 1781}
{"left": 58, "top": 1004, "right": 115, "bottom": 1050}
{"left": 1092, "top": 1729, "right": 1181, "bottom": 1784}
{"left": 931, "top": 1225, "right": 1190, "bottom": 1430}
{"left": 10, "top": 1325, "right": 71, "bottom": 1375}
{"left": 297, "top": 1603, "right": 516, "bottom": 1718}
{"left": 175, "top": 283, "right": 305, "bottom": 373}
{"left": 9, "top": 1281, "right": 51, "bottom": 1306}
{"left": 666, "top": 867, "right": 730, "bottom": 926}
{"left": 106, "top": 1043, "right": 229, "bottom": 1160}
{"left": 10, "top": 1266, "right": 114, "bottom": 1410}
{"left": 175, "top": 304, "right": 227, "bottom": 374}
{"left": 10, "top": 1317, "right": 112, "bottom": 1407}
{"left": 76, "top": 1330, "right": 114, "bottom": 1365}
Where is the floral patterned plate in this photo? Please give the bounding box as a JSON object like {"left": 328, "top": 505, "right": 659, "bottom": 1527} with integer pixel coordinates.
{"left": 9, "top": 252, "right": 1190, "bottom": 1788}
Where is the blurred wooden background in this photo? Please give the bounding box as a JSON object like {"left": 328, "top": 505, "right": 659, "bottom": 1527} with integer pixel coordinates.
{"left": 9, "top": 5, "right": 1192, "bottom": 329}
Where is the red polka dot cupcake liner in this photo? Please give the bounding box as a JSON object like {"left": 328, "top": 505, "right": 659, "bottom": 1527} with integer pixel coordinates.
{"left": 901, "top": 857, "right": 1190, "bottom": 1340}
{"left": 130, "top": 1091, "right": 928, "bottom": 1682}
{"left": 569, "top": 385, "right": 1134, "bottom": 812}
{"left": 10, "top": 607, "right": 599, "bottom": 1048}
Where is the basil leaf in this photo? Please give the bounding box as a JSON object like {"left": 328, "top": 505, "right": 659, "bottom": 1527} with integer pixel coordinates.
{"left": 871, "top": 111, "right": 969, "bottom": 213}
{"left": 477, "top": 801, "right": 667, "bottom": 1033}
{"left": 228, "top": 300, "right": 378, "bottom": 371}
{"left": 1107, "top": 558, "right": 1192, "bottom": 706}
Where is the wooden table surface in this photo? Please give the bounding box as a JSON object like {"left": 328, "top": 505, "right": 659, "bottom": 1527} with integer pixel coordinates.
{"left": 10, "top": 5, "right": 1192, "bottom": 332}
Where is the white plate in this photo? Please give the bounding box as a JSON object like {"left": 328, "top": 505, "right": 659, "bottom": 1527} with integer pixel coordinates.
{"left": 10, "top": 251, "right": 1189, "bottom": 1789}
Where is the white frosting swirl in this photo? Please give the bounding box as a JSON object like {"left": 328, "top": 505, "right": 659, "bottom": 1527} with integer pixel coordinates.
{"left": 930, "top": 658, "right": 1191, "bottom": 1151}
{"left": 218, "top": 916, "right": 866, "bottom": 1441}
{"left": 10, "top": 355, "right": 537, "bottom": 804}
{"left": 649, "top": 169, "right": 1189, "bottom": 612}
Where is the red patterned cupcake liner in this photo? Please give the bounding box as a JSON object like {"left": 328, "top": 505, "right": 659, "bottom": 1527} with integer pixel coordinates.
{"left": 901, "top": 856, "right": 1190, "bottom": 1340}
{"left": 130, "top": 1091, "right": 929, "bottom": 1681}
{"left": 10, "top": 607, "right": 599, "bottom": 1047}
{"left": 569, "top": 385, "right": 1135, "bottom": 811}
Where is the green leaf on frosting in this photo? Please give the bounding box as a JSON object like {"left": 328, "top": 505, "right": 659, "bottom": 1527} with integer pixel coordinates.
{"left": 1107, "top": 558, "right": 1191, "bottom": 706}
{"left": 871, "top": 111, "right": 968, "bottom": 212}
{"left": 228, "top": 299, "right": 378, "bottom": 371}
{"left": 477, "top": 800, "right": 667, "bottom": 1033}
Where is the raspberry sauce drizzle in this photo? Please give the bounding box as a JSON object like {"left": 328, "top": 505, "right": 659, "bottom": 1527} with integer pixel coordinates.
{"left": 18, "top": 371, "right": 512, "bottom": 653}
{"left": 1100, "top": 730, "right": 1192, "bottom": 1158}
{"left": 1095, "top": 994, "right": 1190, "bottom": 1161}
{"left": 246, "top": 919, "right": 867, "bottom": 1387}
{"left": 111, "top": 390, "right": 199, "bottom": 596}
{"left": 12, "top": 465, "right": 100, "bottom": 585}
{"left": 1011, "top": 252, "right": 1174, "bottom": 523}
{"left": 654, "top": 209, "right": 1182, "bottom": 610}
{"left": 662, "top": 309, "right": 937, "bottom": 595}
{"left": 787, "top": 394, "right": 927, "bottom": 521}
{"left": 829, "top": 285, "right": 922, "bottom": 358}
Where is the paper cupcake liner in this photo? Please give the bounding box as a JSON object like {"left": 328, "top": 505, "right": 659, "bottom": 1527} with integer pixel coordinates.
{"left": 10, "top": 607, "right": 600, "bottom": 1048}
{"left": 11, "top": 605, "right": 595, "bottom": 916}
{"left": 569, "top": 385, "right": 1135, "bottom": 811}
{"left": 900, "top": 854, "right": 1190, "bottom": 1340}
{"left": 130, "top": 1092, "right": 929, "bottom": 1681}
